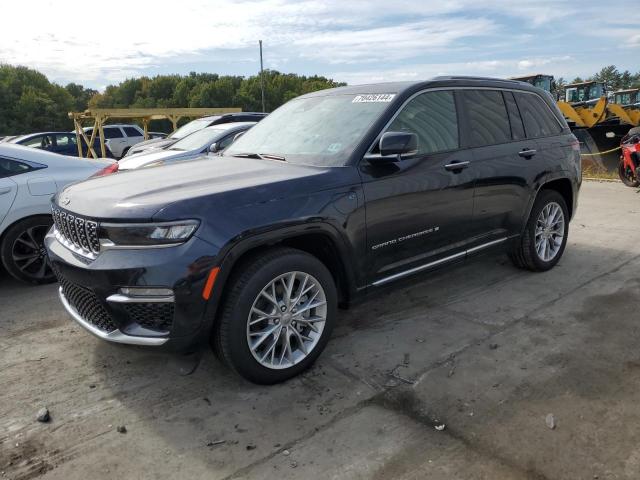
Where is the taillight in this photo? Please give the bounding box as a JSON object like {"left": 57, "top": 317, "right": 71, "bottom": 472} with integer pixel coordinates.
{"left": 91, "top": 163, "right": 119, "bottom": 177}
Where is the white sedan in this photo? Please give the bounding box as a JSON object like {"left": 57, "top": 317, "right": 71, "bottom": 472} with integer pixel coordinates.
{"left": 0, "top": 144, "right": 116, "bottom": 284}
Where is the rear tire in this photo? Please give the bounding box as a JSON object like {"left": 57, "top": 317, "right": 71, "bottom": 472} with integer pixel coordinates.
{"left": 1, "top": 215, "right": 55, "bottom": 284}
{"left": 618, "top": 159, "right": 639, "bottom": 187}
{"left": 212, "top": 247, "right": 337, "bottom": 384}
{"left": 509, "top": 190, "right": 569, "bottom": 272}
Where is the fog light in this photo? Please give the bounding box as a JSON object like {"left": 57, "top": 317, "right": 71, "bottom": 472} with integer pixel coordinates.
{"left": 119, "top": 287, "right": 174, "bottom": 297}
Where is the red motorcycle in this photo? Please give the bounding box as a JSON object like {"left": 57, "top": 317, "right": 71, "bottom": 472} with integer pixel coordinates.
{"left": 619, "top": 127, "right": 640, "bottom": 187}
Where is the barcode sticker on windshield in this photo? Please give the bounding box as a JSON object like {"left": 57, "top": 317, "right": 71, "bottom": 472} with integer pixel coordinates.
{"left": 352, "top": 94, "right": 396, "bottom": 103}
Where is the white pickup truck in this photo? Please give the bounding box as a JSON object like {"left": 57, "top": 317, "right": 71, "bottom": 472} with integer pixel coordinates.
{"left": 83, "top": 124, "right": 144, "bottom": 158}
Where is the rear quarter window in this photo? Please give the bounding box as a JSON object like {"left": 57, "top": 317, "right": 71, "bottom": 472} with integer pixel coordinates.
{"left": 0, "top": 157, "right": 44, "bottom": 178}
{"left": 514, "top": 92, "right": 563, "bottom": 138}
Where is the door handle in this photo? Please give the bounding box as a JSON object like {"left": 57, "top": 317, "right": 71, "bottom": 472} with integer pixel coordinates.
{"left": 518, "top": 149, "right": 537, "bottom": 158}
{"left": 0, "top": 187, "right": 12, "bottom": 195}
{"left": 444, "top": 161, "right": 470, "bottom": 172}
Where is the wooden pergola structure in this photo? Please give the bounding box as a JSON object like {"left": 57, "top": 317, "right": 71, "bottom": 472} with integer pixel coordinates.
{"left": 69, "top": 107, "right": 242, "bottom": 158}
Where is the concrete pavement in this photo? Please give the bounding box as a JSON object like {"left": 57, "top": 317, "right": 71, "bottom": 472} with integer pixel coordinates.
{"left": 1, "top": 180, "right": 639, "bottom": 480}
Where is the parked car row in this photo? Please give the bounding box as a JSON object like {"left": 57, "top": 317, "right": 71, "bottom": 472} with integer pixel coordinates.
{"left": 0, "top": 114, "right": 265, "bottom": 284}
{"left": 118, "top": 122, "right": 255, "bottom": 171}
{"left": 3, "top": 113, "right": 267, "bottom": 162}
{"left": 125, "top": 112, "right": 267, "bottom": 156}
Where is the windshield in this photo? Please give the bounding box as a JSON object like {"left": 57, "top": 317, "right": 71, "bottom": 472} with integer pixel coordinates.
{"left": 588, "top": 84, "right": 604, "bottom": 100}
{"left": 533, "top": 77, "right": 552, "bottom": 92}
{"left": 169, "top": 128, "right": 225, "bottom": 151}
{"left": 224, "top": 94, "right": 394, "bottom": 166}
{"left": 616, "top": 93, "right": 632, "bottom": 105}
{"left": 169, "top": 118, "right": 214, "bottom": 139}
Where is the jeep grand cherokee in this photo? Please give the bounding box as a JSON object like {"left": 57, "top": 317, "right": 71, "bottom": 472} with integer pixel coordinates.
{"left": 46, "top": 76, "right": 581, "bottom": 384}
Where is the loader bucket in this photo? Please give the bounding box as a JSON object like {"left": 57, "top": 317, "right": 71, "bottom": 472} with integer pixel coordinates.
{"left": 573, "top": 124, "right": 629, "bottom": 174}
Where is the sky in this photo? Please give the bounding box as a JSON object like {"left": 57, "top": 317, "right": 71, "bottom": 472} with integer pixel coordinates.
{"left": 1, "top": 0, "right": 638, "bottom": 90}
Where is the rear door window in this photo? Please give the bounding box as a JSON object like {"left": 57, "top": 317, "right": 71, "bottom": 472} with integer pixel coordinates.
{"left": 461, "top": 90, "right": 511, "bottom": 147}
{"left": 103, "top": 127, "right": 123, "bottom": 139}
{"left": 503, "top": 92, "right": 526, "bottom": 140}
{"left": 386, "top": 90, "right": 459, "bottom": 154}
{"left": 514, "top": 92, "right": 563, "bottom": 138}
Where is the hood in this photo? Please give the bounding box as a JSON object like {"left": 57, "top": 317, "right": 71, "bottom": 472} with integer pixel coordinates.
{"left": 118, "top": 148, "right": 197, "bottom": 170}
{"left": 129, "top": 137, "right": 174, "bottom": 151}
{"left": 55, "top": 156, "right": 347, "bottom": 221}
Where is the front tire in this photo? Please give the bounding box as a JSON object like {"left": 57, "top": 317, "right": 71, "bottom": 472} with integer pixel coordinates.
{"left": 1, "top": 215, "right": 55, "bottom": 284}
{"left": 213, "top": 247, "right": 337, "bottom": 384}
{"left": 509, "top": 190, "right": 569, "bottom": 272}
{"left": 618, "top": 159, "right": 639, "bottom": 187}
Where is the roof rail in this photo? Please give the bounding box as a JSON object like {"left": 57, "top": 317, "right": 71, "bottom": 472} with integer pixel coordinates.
{"left": 432, "top": 75, "right": 521, "bottom": 83}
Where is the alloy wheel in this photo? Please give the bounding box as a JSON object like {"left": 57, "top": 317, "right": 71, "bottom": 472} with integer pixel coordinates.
{"left": 534, "top": 202, "right": 565, "bottom": 262}
{"left": 11, "top": 225, "right": 53, "bottom": 281}
{"left": 247, "top": 271, "right": 327, "bottom": 370}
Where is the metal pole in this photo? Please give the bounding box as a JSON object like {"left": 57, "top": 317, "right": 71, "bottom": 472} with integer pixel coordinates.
{"left": 259, "top": 40, "right": 266, "bottom": 113}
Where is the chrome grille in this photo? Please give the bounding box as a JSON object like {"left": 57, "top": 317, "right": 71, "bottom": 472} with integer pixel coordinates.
{"left": 52, "top": 207, "right": 100, "bottom": 256}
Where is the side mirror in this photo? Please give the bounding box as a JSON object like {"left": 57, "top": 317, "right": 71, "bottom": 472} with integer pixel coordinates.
{"left": 365, "top": 131, "right": 418, "bottom": 165}
{"left": 208, "top": 142, "right": 219, "bottom": 153}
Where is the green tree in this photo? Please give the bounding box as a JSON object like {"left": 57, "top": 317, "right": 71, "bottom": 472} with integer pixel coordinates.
{"left": 590, "top": 65, "right": 624, "bottom": 91}
{"left": 65, "top": 82, "right": 98, "bottom": 111}
{"left": 0, "top": 64, "right": 74, "bottom": 134}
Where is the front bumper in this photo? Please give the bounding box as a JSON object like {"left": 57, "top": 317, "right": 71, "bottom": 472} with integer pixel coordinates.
{"left": 58, "top": 287, "right": 168, "bottom": 346}
{"left": 46, "top": 229, "right": 219, "bottom": 352}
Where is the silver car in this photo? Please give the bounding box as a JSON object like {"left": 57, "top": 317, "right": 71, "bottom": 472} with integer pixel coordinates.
{"left": 0, "top": 144, "right": 115, "bottom": 284}
{"left": 125, "top": 112, "right": 267, "bottom": 157}
{"left": 117, "top": 122, "right": 255, "bottom": 171}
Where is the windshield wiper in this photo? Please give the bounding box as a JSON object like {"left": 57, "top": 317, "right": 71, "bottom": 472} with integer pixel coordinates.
{"left": 260, "top": 153, "right": 286, "bottom": 162}
{"left": 232, "top": 152, "right": 286, "bottom": 162}
{"left": 231, "top": 152, "right": 263, "bottom": 159}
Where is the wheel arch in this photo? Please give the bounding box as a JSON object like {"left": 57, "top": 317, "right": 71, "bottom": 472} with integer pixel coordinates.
{"left": 0, "top": 212, "right": 53, "bottom": 248}
{"left": 203, "top": 222, "right": 358, "bottom": 333}
{"left": 539, "top": 177, "right": 574, "bottom": 218}
{"left": 521, "top": 175, "right": 575, "bottom": 233}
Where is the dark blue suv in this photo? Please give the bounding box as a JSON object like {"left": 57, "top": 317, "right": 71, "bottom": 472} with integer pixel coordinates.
{"left": 47, "top": 77, "right": 581, "bottom": 384}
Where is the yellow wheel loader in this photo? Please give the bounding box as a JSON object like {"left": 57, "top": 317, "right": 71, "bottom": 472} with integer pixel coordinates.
{"left": 557, "top": 81, "right": 608, "bottom": 128}
{"left": 510, "top": 76, "right": 630, "bottom": 172}
{"left": 607, "top": 88, "right": 640, "bottom": 127}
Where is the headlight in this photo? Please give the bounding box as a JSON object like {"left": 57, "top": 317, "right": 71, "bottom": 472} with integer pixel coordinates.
{"left": 99, "top": 220, "right": 199, "bottom": 247}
